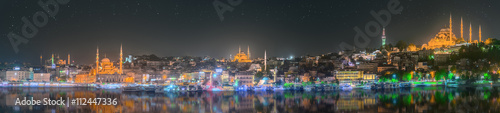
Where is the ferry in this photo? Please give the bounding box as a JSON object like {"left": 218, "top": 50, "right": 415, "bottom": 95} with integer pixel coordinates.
{"left": 323, "top": 85, "right": 334, "bottom": 91}
{"left": 222, "top": 84, "right": 235, "bottom": 91}
{"left": 178, "top": 86, "right": 188, "bottom": 92}
{"left": 340, "top": 84, "right": 352, "bottom": 91}
{"left": 363, "top": 84, "right": 372, "bottom": 89}
{"left": 155, "top": 85, "right": 165, "bottom": 93}
{"left": 187, "top": 85, "right": 202, "bottom": 92}
{"left": 446, "top": 81, "right": 459, "bottom": 88}
{"left": 266, "top": 86, "right": 274, "bottom": 91}
{"left": 236, "top": 85, "right": 248, "bottom": 91}
{"left": 304, "top": 85, "right": 315, "bottom": 91}
{"left": 143, "top": 85, "right": 156, "bottom": 92}
{"left": 96, "top": 84, "right": 122, "bottom": 89}
{"left": 123, "top": 86, "right": 142, "bottom": 92}
{"left": 315, "top": 86, "right": 323, "bottom": 92}
{"left": 399, "top": 82, "right": 413, "bottom": 88}
{"left": 164, "top": 85, "right": 178, "bottom": 92}
{"left": 353, "top": 84, "right": 366, "bottom": 89}
{"left": 273, "top": 86, "right": 285, "bottom": 91}
{"left": 253, "top": 85, "right": 267, "bottom": 91}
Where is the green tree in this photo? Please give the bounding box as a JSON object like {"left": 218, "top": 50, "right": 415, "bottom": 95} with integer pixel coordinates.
{"left": 402, "top": 72, "right": 412, "bottom": 81}
{"left": 434, "top": 69, "right": 447, "bottom": 81}
{"left": 492, "top": 74, "right": 499, "bottom": 83}
{"left": 254, "top": 71, "right": 264, "bottom": 82}
{"left": 395, "top": 40, "right": 408, "bottom": 51}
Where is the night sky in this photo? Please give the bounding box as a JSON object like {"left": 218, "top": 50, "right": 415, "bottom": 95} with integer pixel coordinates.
{"left": 0, "top": 0, "right": 498, "bottom": 64}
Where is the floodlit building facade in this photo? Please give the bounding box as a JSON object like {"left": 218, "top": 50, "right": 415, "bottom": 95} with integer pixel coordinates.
{"left": 6, "top": 71, "right": 29, "bottom": 82}
{"left": 32, "top": 73, "right": 50, "bottom": 82}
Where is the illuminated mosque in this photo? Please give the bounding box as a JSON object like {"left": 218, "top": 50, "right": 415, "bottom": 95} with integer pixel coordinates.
{"left": 421, "top": 14, "right": 461, "bottom": 50}
{"left": 232, "top": 46, "right": 252, "bottom": 63}
{"left": 421, "top": 14, "right": 482, "bottom": 50}
{"left": 95, "top": 45, "right": 122, "bottom": 75}
{"left": 91, "top": 44, "right": 133, "bottom": 83}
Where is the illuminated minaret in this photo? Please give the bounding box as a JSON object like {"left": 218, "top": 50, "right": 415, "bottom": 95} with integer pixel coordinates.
{"left": 479, "top": 25, "right": 482, "bottom": 43}
{"left": 469, "top": 22, "right": 472, "bottom": 43}
{"left": 449, "top": 14, "right": 452, "bottom": 38}
{"left": 247, "top": 45, "right": 251, "bottom": 59}
{"left": 239, "top": 45, "right": 241, "bottom": 53}
{"left": 96, "top": 46, "right": 99, "bottom": 75}
{"left": 381, "top": 28, "right": 386, "bottom": 47}
{"left": 68, "top": 54, "right": 70, "bottom": 65}
{"left": 40, "top": 54, "right": 43, "bottom": 65}
{"left": 264, "top": 50, "right": 267, "bottom": 71}
{"left": 461, "top": 17, "right": 464, "bottom": 40}
{"left": 119, "top": 44, "right": 123, "bottom": 75}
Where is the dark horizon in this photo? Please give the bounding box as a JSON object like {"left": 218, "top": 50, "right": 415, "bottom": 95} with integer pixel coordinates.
{"left": 1, "top": 0, "right": 499, "bottom": 64}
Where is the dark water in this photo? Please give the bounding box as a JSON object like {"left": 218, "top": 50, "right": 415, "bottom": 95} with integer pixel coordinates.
{"left": 1, "top": 87, "right": 500, "bottom": 113}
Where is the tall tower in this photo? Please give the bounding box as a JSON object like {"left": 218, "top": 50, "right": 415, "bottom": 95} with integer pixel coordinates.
{"left": 68, "top": 54, "right": 70, "bottom": 65}
{"left": 239, "top": 45, "right": 241, "bottom": 53}
{"left": 264, "top": 50, "right": 267, "bottom": 71}
{"left": 247, "top": 45, "right": 251, "bottom": 59}
{"left": 469, "top": 23, "right": 472, "bottom": 43}
{"left": 479, "top": 25, "right": 482, "bottom": 43}
{"left": 461, "top": 17, "right": 464, "bottom": 40}
{"left": 40, "top": 54, "right": 43, "bottom": 65}
{"left": 449, "top": 14, "right": 452, "bottom": 38}
{"left": 119, "top": 44, "right": 123, "bottom": 75}
{"left": 96, "top": 46, "right": 99, "bottom": 75}
{"left": 51, "top": 54, "right": 54, "bottom": 65}
{"left": 381, "top": 28, "right": 386, "bottom": 47}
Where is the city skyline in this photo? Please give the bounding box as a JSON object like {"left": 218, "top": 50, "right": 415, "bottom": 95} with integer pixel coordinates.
{"left": 1, "top": 0, "right": 499, "bottom": 64}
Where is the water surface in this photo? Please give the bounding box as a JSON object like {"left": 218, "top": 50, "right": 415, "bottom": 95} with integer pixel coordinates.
{"left": 1, "top": 87, "right": 499, "bottom": 113}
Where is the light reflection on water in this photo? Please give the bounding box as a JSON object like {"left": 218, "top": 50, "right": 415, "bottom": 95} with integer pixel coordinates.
{"left": 1, "top": 87, "right": 500, "bottom": 113}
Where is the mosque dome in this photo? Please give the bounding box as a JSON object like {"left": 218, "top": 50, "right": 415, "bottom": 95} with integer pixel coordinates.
{"left": 101, "top": 58, "right": 110, "bottom": 63}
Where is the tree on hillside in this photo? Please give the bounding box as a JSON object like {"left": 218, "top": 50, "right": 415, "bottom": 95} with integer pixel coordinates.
{"left": 395, "top": 40, "right": 408, "bottom": 51}
{"left": 254, "top": 71, "right": 264, "bottom": 82}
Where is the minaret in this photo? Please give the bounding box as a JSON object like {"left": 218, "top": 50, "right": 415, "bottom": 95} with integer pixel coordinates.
{"left": 479, "top": 25, "right": 482, "bottom": 43}
{"left": 461, "top": 17, "right": 464, "bottom": 40}
{"left": 40, "top": 54, "right": 43, "bottom": 66}
{"left": 247, "top": 45, "right": 251, "bottom": 59}
{"left": 239, "top": 45, "right": 241, "bottom": 53}
{"left": 96, "top": 46, "right": 99, "bottom": 75}
{"left": 264, "top": 50, "right": 267, "bottom": 71}
{"left": 119, "top": 44, "right": 123, "bottom": 74}
{"left": 449, "top": 14, "right": 453, "bottom": 38}
{"left": 68, "top": 54, "right": 70, "bottom": 65}
{"left": 469, "top": 22, "right": 472, "bottom": 43}
{"left": 381, "top": 28, "right": 386, "bottom": 47}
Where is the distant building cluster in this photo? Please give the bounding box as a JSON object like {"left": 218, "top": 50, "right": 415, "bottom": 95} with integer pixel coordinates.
{"left": 0, "top": 14, "right": 498, "bottom": 85}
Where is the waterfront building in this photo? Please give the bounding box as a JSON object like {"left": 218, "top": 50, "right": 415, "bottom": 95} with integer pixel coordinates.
{"left": 415, "top": 62, "right": 429, "bottom": 71}
{"left": 75, "top": 73, "right": 96, "bottom": 83}
{"left": 362, "top": 73, "right": 377, "bottom": 83}
{"left": 235, "top": 71, "right": 254, "bottom": 86}
{"left": 6, "top": 71, "right": 29, "bottom": 81}
{"left": 0, "top": 70, "right": 5, "bottom": 81}
{"left": 356, "top": 62, "right": 378, "bottom": 72}
{"left": 335, "top": 70, "right": 363, "bottom": 84}
{"left": 32, "top": 73, "right": 50, "bottom": 82}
